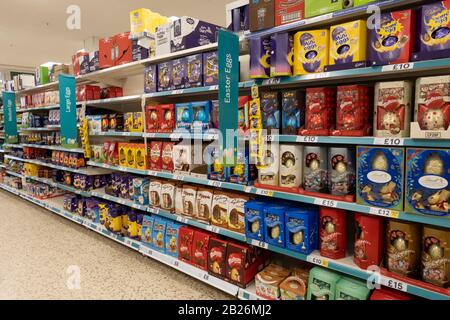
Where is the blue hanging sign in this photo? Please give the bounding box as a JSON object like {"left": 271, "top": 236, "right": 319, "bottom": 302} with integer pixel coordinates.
{"left": 3, "top": 91, "right": 18, "bottom": 144}
{"left": 59, "top": 74, "right": 78, "bottom": 149}
{"left": 218, "top": 29, "right": 239, "bottom": 166}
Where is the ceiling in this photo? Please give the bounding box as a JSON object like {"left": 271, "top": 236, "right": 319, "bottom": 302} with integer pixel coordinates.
{"left": 0, "top": 0, "right": 231, "bottom": 69}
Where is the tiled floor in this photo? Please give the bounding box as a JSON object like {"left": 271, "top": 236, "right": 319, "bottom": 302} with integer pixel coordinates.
{"left": 0, "top": 190, "right": 233, "bottom": 300}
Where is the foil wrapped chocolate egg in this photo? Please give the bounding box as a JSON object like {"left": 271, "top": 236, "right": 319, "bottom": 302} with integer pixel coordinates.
{"left": 335, "top": 161, "right": 347, "bottom": 174}
{"left": 424, "top": 155, "right": 444, "bottom": 176}
{"left": 432, "top": 27, "right": 450, "bottom": 40}
{"left": 428, "top": 244, "right": 443, "bottom": 259}
{"left": 195, "top": 109, "right": 207, "bottom": 122}
{"left": 293, "top": 231, "right": 304, "bottom": 245}
{"left": 393, "top": 238, "right": 407, "bottom": 252}
{"left": 423, "top": 109, "right": 445, "bottom": 130}
{"left": 150, "top": 111, "right": 158, "bottom": 121}
{"left": 372, "top": 152, "right": 388, "bottom": 171}
{"left": 165, "top": 110, "right": 173, "bottom": 121}
{"left": 305, "top": 50, "right": 318, "bottom": 60}
{"left": 310, "top": 159, "right": 320, "bottom": 171}
{"left": 337, "top": 44, "right": 350, "bottom": 55}
{"left": 181, "top": 109, "right": 191, "bottom": 122}
{"left": 382, "top": 112, "right": 401, "bottom": 133}
{"left": 325, "top": 222, "right": 336, "bottom": 234}
{"left": 382, "top": 36, "right": 399, "bottom": 47}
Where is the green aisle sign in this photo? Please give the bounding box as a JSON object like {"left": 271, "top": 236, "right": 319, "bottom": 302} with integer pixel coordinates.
{"left": 59, "top": 74, "right": 78, "bottom": 149}
{"left": 218, "top": 29, "right": 239, "bottom": 166}
{"left": 3, "top": 91, "right": 18, "bottom": 144}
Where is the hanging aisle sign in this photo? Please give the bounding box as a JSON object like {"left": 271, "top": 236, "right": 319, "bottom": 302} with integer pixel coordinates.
{"left": 218, "top": 29, "right": 239, "bottom": 166}
{"left": 3, "top": 91, "right": 18, "bottom": 144}
{"left": 59, "top": 74, "right": 78, "bottom": 149}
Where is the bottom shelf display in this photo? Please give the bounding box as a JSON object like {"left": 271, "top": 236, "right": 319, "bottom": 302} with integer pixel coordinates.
{"left": 0, "top": 174, "right": 448, "bottom": 301}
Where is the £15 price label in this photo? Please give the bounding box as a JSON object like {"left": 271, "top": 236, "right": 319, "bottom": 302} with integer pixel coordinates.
{"left": 315, "top": 198, "right": 337, "bottom": 208}
{"left": 382, "top": 277, "right": 408, "bottom": 292}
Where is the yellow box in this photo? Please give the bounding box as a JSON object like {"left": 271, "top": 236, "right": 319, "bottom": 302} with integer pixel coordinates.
{"left": 132, "top": 112, "right": 144, "bottom": 133}
{"left": 124, "top": 113, "right": 134, "bottom": 132}
{"left": 126, "top": 144, "right": 137, "bottom": 169}
{"left": 329, "top": 20, "right": 367, "bottom": 66}
{"left": 118, "top": 143, "right": 128, "bottom": 168}
{"left": 130, "top": 9, "right": 167, "bottom": 35}
{"left": 293, "top": 30, "right": 329, "bottom": 75}
{"left": 24, "top": 163, "right": 39, "bottom": 177}
{"left": 135, "top": 144, "right": 148, "bottom": 171}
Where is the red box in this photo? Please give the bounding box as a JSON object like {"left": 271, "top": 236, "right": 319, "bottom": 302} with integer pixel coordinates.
{"left": 225, "top": 242, "right": 265, "bottom": 288}
{"left": 159, "top": 104, "right": 176, "bottom": 133}
{"left": 145, "top": 105, "right": 159, "bottom": 133}
{"left": 115, "top": 32, "right": 133, "bottom": 66}
{"left": 320, "top": 207, "right": 347, "bottom": 260}
{"left": 275, "top": 0, "right": 305, "bottom": 26}
{"left": 72, "top": 50, "right": 89, "bottom": 77}
{"left": 208, "top": 237, "right": 228, "bottom": 279}
{"left": 370, "top": 288, "right": 412, "bottom": 300}
{"left": 149, "top": 141, "right": 163, "bottom": 171}
{"left": 192, "top": 230, "right": 212, "bottom": 271}
{"left": 76, "top": 85, "right": 101, "bottom": 101}
{"left": 161, "top": 142, "right": 174, "bottom": 172}
{"left": 99, "top": 37, "right": 114, "bottom": 69}
{"left": 354, "top": 214, "right": 384, "bottom": 270}
{"left": 178, "top": 227, "right": 195, "bottom": 264}
{"left": 114, "top": 87, "right": 124, "bottom": 97}
{"left": 332, "top": 85, "right": 372, "bottom": 137}
{"left": 301, "top": 87, "right": 336, "bottom": 136}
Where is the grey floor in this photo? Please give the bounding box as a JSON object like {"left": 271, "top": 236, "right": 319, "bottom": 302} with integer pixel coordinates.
{"left": 0, "top": 190, "right": 232, "bottom": 300}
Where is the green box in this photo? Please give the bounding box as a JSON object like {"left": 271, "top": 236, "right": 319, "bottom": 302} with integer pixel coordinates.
{"left": 37, "top": 66, "right": 49, "bottom": 85}
{"left": 336, "top": 278, "right": 371, "bottom": 300}
{"left": 305, "top": 0, "right": 345, "bottom": 18}
{"left": 354, "top": 0, "right": 377, "bottom": 6}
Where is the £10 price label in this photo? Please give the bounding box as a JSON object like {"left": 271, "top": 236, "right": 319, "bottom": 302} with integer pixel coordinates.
{"left": 374, "top": 138, "right": 404, "bottom": 146}
{"left": 297, "top": 136, "right": 318, "bottom": 143}
{"left": 307, "top": 256, "right": 329, "bottom": 268}
{"left": 382, "top": 63, "right": 414, "bottom": 72}
{"left": 256, "top": 189, "right": 274, "bottom": 197}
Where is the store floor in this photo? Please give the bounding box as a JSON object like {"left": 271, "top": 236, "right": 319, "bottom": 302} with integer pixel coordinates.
{"left": 0, "top": 190, "right": 233, "bottom": 300}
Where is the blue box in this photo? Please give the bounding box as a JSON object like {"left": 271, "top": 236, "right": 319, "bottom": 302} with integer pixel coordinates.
{"left": 132, "top": 39, "right": 150, "bottom": 62}
{"left": 261, "top": 91, "right": 281, "bottom": 133}
{"left": 175, "top": 103, "right": 193, "bottom": 131}
{"left": 357, "top": 146, "right": 405, "bottom": 211}
{"left": 207, "top": 144, "right": 228, "bottom": 182}
{"left": 282, "top": 90, "right": 305, "bottom": 135}
{"left": 192, "top": 101, "right": 211, "bottom": 132}
{"left": 405, "top": 148, "right": 450, "bottom": 218}
{"left": 144, "top": 65, "right": 157, "bottom": 94}
{"left": 285, "top": 207, "right": 319, "bottom": 255}
{"left": 264, "top": 204, "right": 287, "bottom": 248}
{"left": 245, "top": 200, "right": 267, "bottom": 241}
{"left": 133, "top": 177, "right": 150, "bottom": 206}
{"left": 172, "top": 57, "right": 188, "bottom": 90}
{"left": 186, "top": 54, "right": 203, "bottom": 88}
{"left": 141, "top": 215, "right": 155, "bottom": 246}
{"left": 157, "top": 61, "right": 173, "bottom": 92}
{"left": 165, "top": 221, "right": 182, "bottom": 257}
{"left": 203, "top": 51, "right": 219, "bottom": 86}
{"left": 152, "top": 217, "right": 168, "bottom": 253}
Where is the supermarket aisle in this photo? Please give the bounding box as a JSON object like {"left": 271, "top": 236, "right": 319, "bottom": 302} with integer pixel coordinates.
{"left": 0, "top": 191, "right": 232, "bottom": 300}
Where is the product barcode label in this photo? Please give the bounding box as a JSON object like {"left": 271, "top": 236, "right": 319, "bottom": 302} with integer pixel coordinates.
{"left": 308, "top": 72, "right": 330, "bottom": 80}
{"left": 209, "top": 85, "right": 218, "bottom": 91}
{"left": 314, "top": 198, "right": 337, "bottom": 208}
{"left": 172, "top": 89, "right": 184, "bottom": 95}
{"left": 207, "top": 225, "right": 220, "bottom": 234}
{"left": 244, "top": 186, "right": 253, "bottom": 193}
{"left": 140, "top": 245, "right": 152, "bottom": 256}
{"left": 381, "top": 277, "right": 408, "bottom": 292}
{"left": 382, "top": 63, "right": 414, "bottom": 72}
{"left": 307, "top": 255, "right": 329, "bottom": 268}
{"left": 374, "top": 138, "right": 404, "bottom": 146}
{"left": 177, "top": 216, "right": 188, "bottom": 224}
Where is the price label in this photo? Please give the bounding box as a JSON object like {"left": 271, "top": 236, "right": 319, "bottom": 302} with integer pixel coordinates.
{"left": 170, "top": 134, "right": 182, "bottom": 140}
{"left": 124, "top": 239, "right": 132, "bottom": 247}
{"left": 251, "top": 239, "right": 269, "bottom": 250}
{"left": 203, "top": 273, "right": 210, "bottom": 281}
{"left": 382, "top": 63, "right": 414, "bottom": 72}
{"left": 177, "top": 216, "right": 188, "bottom": 224}
{"left": 149, "top": 171, "right": 158, "bottom": 177}
{"left": 314, "top": 198, "right": 337, "bottom": 208}
{"left": 308, "top": 72, "right": 330, "bottom": 80}
{"left": 297, "top": 136, "right": 318, "bottom": 143}
{"left": 172, "top": 89, "right": 184, "bottom": 95}
{"left": 370, "top": 207, "right": 400, "bottom": 219}
{"left": 151, "top": 208, "right": 160, "bottom": 215}
{"left": 207, "top": 225, "right": 220, "bottom": 234}
{"left": 244, "top": 186, "right": 253, "bottom": 193}
{"left": 146, "top": 133, "right": 156, "bottom": 139}
{"left": 374, "top": 138, "right": 404, "bottom": 146}
{"left": 173, "top": 175, "right": 185, "bottom": 181}
{"left": 209, "top": 85, "right": 219, "bottom": 91}
{"left": 256, "top": 189, "right": 274, "bottom": 197}
{"left": 208, "top": 181, "right": 222, "bottom": 188}
{"left": 265, "top": 135, "right": 276, "bottom": 142}
{"left": 263, "top": 78, "right": 281, "bottom": 86}
{"left": 307, "top": 255, "right": 329, "bottom": 268}
{"left": 381, "top": 277, "right": 408, "bottom": 292}
{"left": 140, "top": 245, "right": 152, "bottom": 256}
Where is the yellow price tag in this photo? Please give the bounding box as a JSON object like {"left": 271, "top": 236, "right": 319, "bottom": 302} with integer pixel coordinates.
{"left": 390, "top": 211, "right": 400, "bottom": 219}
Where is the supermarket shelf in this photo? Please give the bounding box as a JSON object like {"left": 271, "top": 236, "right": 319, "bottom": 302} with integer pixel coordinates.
{"left": 252, "top": 58, "right": 450, "bottom": 89}
{"left": 5, "top": 155, "right": 111, "bottom": 175}
{"left": 245, "top": 0, "right": 423, "bottom": 39}
{"left": 84, "top": 95, "right": 142, "bottom": 106}
{"left": 5, "top": 170, "right": 23, "bottom": 178}
{"left": 16, "top": 104, "right": 60, "bottom": 113}
{"left": 90, "top": 188, "right": 247, "bottom": 242}
{"left": 16, "top": 81, "right": 59, "bottom": 95}
{"left": 90, "top": 131, "right": 219, "bottom": 140}
{"left": 0, "top": 148, "right": 9, "bottom": 153}
{"left": 90, "top": 131, "right": 145, "bottom": 138}
{"left": 238, "top": 283, "right": 264, "bottom": 301}
{"left": 0, "top": 183, "right": 243, "bottom": 299}
{"left": 266, "top": 135, "right": 450, "bottom": 148}
{"left": 86, "top": 161, "right": 450, "bottom": 229}
{"left": 2, "top": 143, "right": 23, "bottom": 149}
{"left": 249, "top": 239, "right": 450, "bottom": 300}
{"left": 19, "top": 126, "right": 60, "bottom": 132}
{"left": 20, "top": 144, "right": 84, "bottom": 153}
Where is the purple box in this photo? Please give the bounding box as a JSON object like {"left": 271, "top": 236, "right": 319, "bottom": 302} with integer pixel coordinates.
{"left": 250, "top": 37, "right": 271, "bottom": 78}
{"left": 144, "top": 65, "right": 158, "bottom": 94}
{"left": 79, "top": 54, "right": 90, "bottom": 75}
{"left": 89, "top": 51, "right": 100, "bottom": 73}
{"left": 270, "top": 33, "right": 293, "bottom": 77}
{"left": 203, "top": 51, "right": 219, "bottom": 86}
{"left": 231, "top": 5, "right": 250, "bottom": 32}
{"left": 157, "top": 61, "right": 173, "bottom": 92}
{"left": 211, "top": 100, "right": 220, "bottom": 129}
{"left": 417, "top": 1, "right": 450, "bottom": 55}
{"left": 186, "top": 54, "right": 203, "bottom": 88}
{"left": 170, "top": 17, "right": 221, "bottom": 53}
{"left": 172, "top": 57, "right": 188, "bottom": 90}
{"left": 132, "top": 40, "right": 150, "bottom": 62}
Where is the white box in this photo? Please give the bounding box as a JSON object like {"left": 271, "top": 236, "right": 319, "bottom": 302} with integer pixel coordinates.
{"left": 149, "top": 180, "right": 162, "bottom": 208}
{"left": 161, "top": 182, "right": 176, "bottom": 212}
{"left": 155, "top": 23, "right": 172, "bottom": 57}
{"left": 175, "top": 185, "right": 184, "bottom": 216}
{"left": 280, "top": 144, "right": 303, "bottom": 188}
{"left": 196, "top": 188, "right": 214, "bottom": 223}
{"left": 258, "top": 143, "right": 280, "bottom": 187}
{"left": 182, "top": 185, "right": 198, "bottom": 218}
{"left": 173, "top": 144, "right": 193, "bottom": 175}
